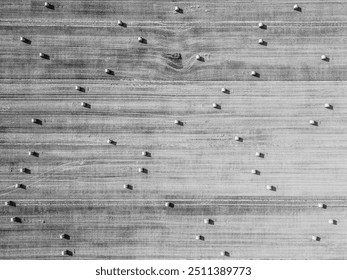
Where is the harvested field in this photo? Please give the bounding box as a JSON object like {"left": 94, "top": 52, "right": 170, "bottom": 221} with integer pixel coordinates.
{"left": 0, "top": 0, "right": 346, "bottom": 259}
